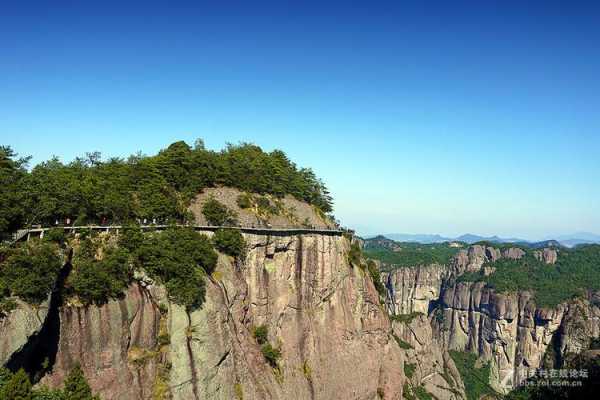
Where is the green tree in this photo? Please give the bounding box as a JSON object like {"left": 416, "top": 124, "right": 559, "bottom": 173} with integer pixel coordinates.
{"left": 201, "top": 198, "right": 237, "bottom": 226}
{"left": 0, "top": 146, "right": 30, "bottom": 238}
{"left": 136, "top": 228, "right": 217, "bottom": 310}
{"left": 0, "top": 243, "right": 62, "bottom": 304}
{"left": 0, "top": 368, "right": 33, "bottom": 400}
{"left": 70, "top": 247, "right": 132, "bottom": 305}
{"left": 62, "top": 365, "right": 98, "bottom": 400}
{"left": 212, "top": 229, "right": 246, "bottom": 258}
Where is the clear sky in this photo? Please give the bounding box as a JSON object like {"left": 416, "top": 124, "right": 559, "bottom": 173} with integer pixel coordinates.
{"left": 1, "top": 1, "right": 599, "bottom": 239}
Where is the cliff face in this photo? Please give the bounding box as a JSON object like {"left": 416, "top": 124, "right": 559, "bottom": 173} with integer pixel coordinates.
{"left": 165, "top": 233, "right": 405, "bottom": 400}
{"left": 1, "top": 233, "right": 407, "bottom": 400}
{"left": 0, "top": 298, "right": 49, "bottom": 366}
{"left": 383, "top": 245, "right": 600, "bottom": 394}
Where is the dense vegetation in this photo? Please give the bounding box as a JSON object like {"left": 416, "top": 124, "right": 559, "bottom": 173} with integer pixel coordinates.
{"left": 457, "top": 245, "right": 600, "bottom": 308}
{"left": 449, "top": 351, "right": 498, "bottom": 400}
{"left": 212, "top": 229, "right": 246, "bottom": 258}
{"left": 0, "top": 365, "right": 99, "bottom": 400}
{"left": 0, "top": 242, "right": 62, "bottom": 304}
{"left": 201, "top": 198, "right": 238, "bottom": 226}
{"left": 131, "top": 227, "right": 218, "bottom": 310}
{"left": 0, "top": 141, "right": 333, "bottom": 239}
{"left": 364, "top": 240, "right": 461, "bottom": 270}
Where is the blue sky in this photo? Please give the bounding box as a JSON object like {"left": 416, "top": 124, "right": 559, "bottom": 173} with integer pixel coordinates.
{"left": 1, "top": 1, "right": 599, "bottom": 239}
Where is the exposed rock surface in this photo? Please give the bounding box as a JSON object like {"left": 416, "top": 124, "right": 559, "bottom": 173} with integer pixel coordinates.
{"left": 0, "top": 298, "right": 49, "bottom": 365}
{"left": 2, "top": 233, "right": 408, "bottom": 400}
{"left": 189, "top": 187, "right": 334, "bottom": 229}
{"left": 167, "top": 233, "right": 405, "bottom": 400}
{"left": 39, "top": 284, "right": 163, "bottom": 400}
{"left": 533, "top": 248, "right": 558, "bottom": 264}
{"left": 383, "top": 245, "right": 600, "bottom": 394}
{"left": 392, "top": 315, "right": 465, "bottom": 400}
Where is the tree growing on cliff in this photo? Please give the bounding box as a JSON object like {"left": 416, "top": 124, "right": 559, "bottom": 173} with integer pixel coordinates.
{"left": 0, "top": 368, "right": 33, "bottom": 400}
{"left": 201, "top": 198, "right": 238, "bottom": 226}
{"left": 212, "top": 229, "right": 246, "bottom": 258}
{"left": 62, "top": 364, "right": 100, "bottom": 400}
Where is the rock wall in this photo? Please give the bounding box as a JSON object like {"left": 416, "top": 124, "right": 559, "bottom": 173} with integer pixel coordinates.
{"left": 167, "top": 233, "right": 405, "bottom": 400}
{"left": 383, "top": 245, "right": 600, "bottom": 394}
{"left": 2, "top": 233, "right": 409, "bottom": 400}
{"left": 0, "top": 298, "right": 49, "bottom": 366}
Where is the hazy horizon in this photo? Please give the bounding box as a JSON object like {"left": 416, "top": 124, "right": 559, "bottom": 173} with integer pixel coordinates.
{"left": 2, "top": 1, "right": 599, "bottom": 238}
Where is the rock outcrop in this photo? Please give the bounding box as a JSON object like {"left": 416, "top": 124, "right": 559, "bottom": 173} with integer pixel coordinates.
{"left": 383, "top": 245, "right": 600, "bottom": 394}
{"left": 1, "top": 233, "right": 408, "bottom": 400}
{"left": 0, "top": 298, "right": 49, "bottom": 366}
{"left": 166, "top": 233, "right": 405, "bottom": 400}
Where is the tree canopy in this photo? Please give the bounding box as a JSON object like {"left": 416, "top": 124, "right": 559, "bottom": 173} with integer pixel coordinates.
{"left": 0, "top": 141, "right": 333, "bottom": 239}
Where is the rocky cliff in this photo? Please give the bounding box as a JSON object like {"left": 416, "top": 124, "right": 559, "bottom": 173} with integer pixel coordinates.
{"left": 382, "top": 244, "right": 600, "bottom": 394}
{"left": 1, "top": 233, "right": 408, "bottom": 400}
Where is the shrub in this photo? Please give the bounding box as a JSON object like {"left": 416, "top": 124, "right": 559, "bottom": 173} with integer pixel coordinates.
{"left": 391, "top": 312, "right": 424, "bottom": 324}
{"left": 137, "top": 228, "right": 217, "bottom": 310}
{"left": 366, "top": 259, "right": 386, "bottom": 298}
{"left": 0, "top": 369, "right": 32, "bottom": 400}
{"left": 392, "top": 333, "right": 413, "bottom": 350}
{"left": 118, "top": 224, "right": 145, "bottom": 252}
{"left": 252, "top": 325, "right": 269, "bottom": 345}
{"left": 0, "top": 298, "right": 17, "bottom": 318}
{"left": 63, "top": 364, "right": 99, "bottom": 400}
{"left": 0, "top": 243, "right": 62, "bottom": 304}
{"left": 213, "top": 229, "right": 246, "bottom": 258}
{"left": 236, "top": 193, "right": 252, "bottom": 209}
{"left": 348, "top": 242, "right": 363, "bottom": 267}
{"left": 202, "top": 198, "right": 237, "bottom": 226}
{"left": 70, "top": 247, "right": 132, "bottom": 305}
{"left": 261, "top": 343, "right": 281, "bottom": 367}
{"left": 404, "top": 362, "right": 417, "bottom": 379}
{"left": 43, "top": 228, "right": 66, "bottom": 245}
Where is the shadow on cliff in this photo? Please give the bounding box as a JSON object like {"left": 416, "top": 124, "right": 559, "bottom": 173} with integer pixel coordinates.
{"left": 5, "top": 258, "right": 72, "bottom": 382}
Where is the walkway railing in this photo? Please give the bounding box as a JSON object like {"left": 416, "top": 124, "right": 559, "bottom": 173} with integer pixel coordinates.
{"left": 11, "top": 224, "right": 351, "bottom": 242}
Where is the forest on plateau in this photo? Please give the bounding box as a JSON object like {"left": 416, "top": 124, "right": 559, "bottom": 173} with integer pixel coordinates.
{"left": 0, "top": 140, "right": 333, "bottom": 240}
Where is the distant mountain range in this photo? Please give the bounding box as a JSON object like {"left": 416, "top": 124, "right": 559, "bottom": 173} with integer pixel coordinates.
{"left": 378, "top": 232, "right": 600, "bottom": 248}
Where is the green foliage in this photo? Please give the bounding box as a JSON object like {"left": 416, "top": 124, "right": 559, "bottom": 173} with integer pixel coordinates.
{"left": 212, "top": 229, "right": 246, "bottom": 258}
{"left": 117, "top": 224, "right": 145, "bottom": 252}
{"left": 413, "top": 386, "right": 433, "bottom": 400}
{"left": 459, "top": 245, "right": 600, "bottom": 308}
{"left": 364, "top": 241, "right": 460, "bottom": 270}
{"left": 70, "top": 247, "right": 132, "bottom": 305}
{"left": 252, "top": 325, "right": 269, "bottom": 345}
{"left": 392, "top": 333, "right": 413, "bottom": 350}
{"left": 404, "top": 362, "right": 417, "bottom": 379}
{"left": 449, "top": 351, "right": 497, "bottom": 400}
{"left": 0, "top": 366, "right": 98, "bottom": 400}
{"left": 202, "top": 198, "right": 238, "bottom": 226}
{"left": 42, "top": 228, "right": 66, "bottom": 245}
{"left": 391, "top": 312, "right": 424, "bottom": 324}
{"left": 63, "top": 364, "right": 99, "bottom": 400}
{"left": 236, "top": 193, "right": 252, "bottom": 209}
{"left": 1, "top": 140, "right": 333, "bottom": 237}
{"left": 0, "top": 146, "right": 30, "bottom": 240}
{"left": 0, "top": 368, "right": 32, "bottom": 400}
{"left": 0, "top": 243, "right": 62, "bottom": 304}
{"left": 347, "top": 242, "right": 363, "bottom": 267}
{"left": 260, "top": 343, "right": 281, "bottom": 368}
{"left": 366, "top": 259, "right": 386, "bottom": 298}
{"left": 136, "top": 228, "right": 217, "bottom": 310}
{"left": 0, "top": 297, "right": 18, "bottom": 318}
{"left": 31, "top": 387, "right": 65, "bottom": 400}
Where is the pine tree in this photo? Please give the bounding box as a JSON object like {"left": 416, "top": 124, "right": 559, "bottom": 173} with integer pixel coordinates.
{"left": 62, "top": 365, "right": 96, "bottom": 400}
{"left": 0, "top": 368, "right": 33, "bottom": 400}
